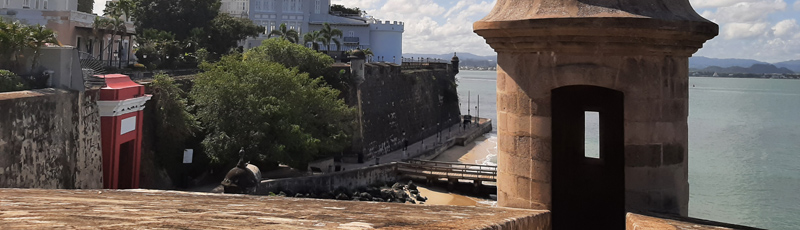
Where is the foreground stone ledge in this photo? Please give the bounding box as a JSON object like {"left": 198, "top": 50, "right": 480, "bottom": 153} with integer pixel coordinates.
{"left": 0, "top": 189, "right": 549, "bottom": 229}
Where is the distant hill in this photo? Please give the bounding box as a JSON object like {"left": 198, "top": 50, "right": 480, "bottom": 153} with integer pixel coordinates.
{"left": 697, "top": 64, "right": 794, "bottom": 74}
{"left": 403, "top": 53, "right": 496, "bottom": 62}
{"left": 689, "top": 56, "right": 768, "bottom": 69}
{"left": 403, "top": 54, "right": 798, "bottom": 74}
{"left": 773, "top": 60, "right": 800, "bottom": 72}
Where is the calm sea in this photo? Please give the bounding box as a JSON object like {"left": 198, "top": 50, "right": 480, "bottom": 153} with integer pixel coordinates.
{"left": 456, "top": 70, "right": 800, "bottom": 229}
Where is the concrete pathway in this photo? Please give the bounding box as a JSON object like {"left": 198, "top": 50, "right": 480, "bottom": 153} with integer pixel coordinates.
{"left": 340, "top": 119, "right": 487, "bottom": 170}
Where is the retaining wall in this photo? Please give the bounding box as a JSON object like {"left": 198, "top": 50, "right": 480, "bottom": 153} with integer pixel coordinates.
{"left": 356, "top": 63, "right": 461, "bottom": 158}
{"left": 258, "top": 163, "right": 399, "bottom": 194}
{"left": 0, "top": 89, "right": 103, "bottom": 189}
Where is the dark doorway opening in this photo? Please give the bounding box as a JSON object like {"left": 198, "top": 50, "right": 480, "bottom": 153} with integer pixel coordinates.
{"left": 117, "top": 141, "right": 135, "bottom": 189}
{"left": 552, "top": 85, "right": 625, "bottom": 229}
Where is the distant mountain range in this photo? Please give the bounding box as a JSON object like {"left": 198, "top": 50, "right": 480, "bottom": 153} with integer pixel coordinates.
{"left": 405, "top": 53, "right": 800, "bottom": 74}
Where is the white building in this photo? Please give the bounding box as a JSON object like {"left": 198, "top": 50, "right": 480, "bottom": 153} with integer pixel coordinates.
{"left": 1, "top": 0, "right": 74, "bottom": 11}
{"left": 224, "top": 0, "right": 403, "bottom": 64}
{"left": 220, "top": 0, "right": 249, "bottom": 18}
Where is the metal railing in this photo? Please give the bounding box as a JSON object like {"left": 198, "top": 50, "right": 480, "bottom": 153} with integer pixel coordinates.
{"left": 397, "top": 159, "right": 497, "bottom": 181}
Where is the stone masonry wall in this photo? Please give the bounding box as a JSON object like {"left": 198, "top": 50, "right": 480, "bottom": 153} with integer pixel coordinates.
{"left": 495, "top": 53, "right": 690, "bottom": 215}
{"left": 357, "top": 63, "right": 461, "bottom": 158}
{"left": 0, "top": 89, "right": 103, "bottom": 189}
{"left": 258, "top": 163, "right": 399, "bottom": 194}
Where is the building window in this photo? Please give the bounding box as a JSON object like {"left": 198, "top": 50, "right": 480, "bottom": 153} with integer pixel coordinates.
{"left": 43, "top": 0, "right": 48, "bottom": 9}
{"left": 348, "top": 31, "right": 354, "bottom": 37}
{"left": 315, "top": 0, "right": 320, "bottom": 14}
{"left": 23, "top": 0, "right": 30, "bottom": 8}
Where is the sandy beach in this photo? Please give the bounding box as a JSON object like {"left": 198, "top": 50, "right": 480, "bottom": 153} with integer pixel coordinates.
{"left": 413, "top": 133, "right": 497, "bottom": 207}
{"left": 433, "top": 134, "right": 497, "bottom": 165}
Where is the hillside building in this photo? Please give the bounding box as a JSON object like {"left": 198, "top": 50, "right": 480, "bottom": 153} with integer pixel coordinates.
{"left": 1, "top": 0, "right": 136, "bottom": 67}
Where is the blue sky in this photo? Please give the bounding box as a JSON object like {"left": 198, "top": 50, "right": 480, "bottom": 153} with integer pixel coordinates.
{"left": 96, "top": 0, "right": 800, "bottom": 62}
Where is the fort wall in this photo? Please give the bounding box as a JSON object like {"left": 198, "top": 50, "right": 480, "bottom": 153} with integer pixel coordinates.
{"left": 0, "top": 89, "right": 103, "bottom": 189}
{"left": 354, "top": 63, "right": 461, "bottom": 159}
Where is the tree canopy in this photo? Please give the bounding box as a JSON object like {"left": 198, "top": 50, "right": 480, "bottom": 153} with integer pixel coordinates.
{"left": 134, "top": 0, "right": 220, "bottom": 41}
{"left": 330, "top": 4, "right": 362, "bottom": 15}
{"left": 77, "top": 0, "right": 94, "bottom": 14}
{"left": 192, "top": 54, "right": 355, "bottom": 168}
{"left": 245, "top": 38, "right": 333, "bottom": 79}
{"left": 203, "top": 14, "right": 264, "bottom": 56}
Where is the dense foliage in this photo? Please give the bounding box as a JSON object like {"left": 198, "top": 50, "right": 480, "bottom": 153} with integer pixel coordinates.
{"left": 132, "top": 0, "right": 263, "bottom": 63}
{"left": 245, "top": 38, "right": 334, "bottom": 79}
{"left": 330, "top": 4, "right": 363, "bottom": 15}
{"left": 77, "top": 0, "right": 94, "bottom": 13}
{"left": 134, "top": 0, "right": 220, "bottom": 41}
{"left": 0, "top": 70, "right": 28, "bottom": 92}
{"left": 150, "top": 73, "right": 197, "bottom": 167}
{"left": 0, "top": 20, "right": 59, "bottom": 73}
{"left": 192, "top": 54, "right": 355, "bottom": 168}
{"left": 203, "top": 14, "right": 265, "bottom": 56}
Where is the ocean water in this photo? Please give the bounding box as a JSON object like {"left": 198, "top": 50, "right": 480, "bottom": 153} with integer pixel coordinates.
{"left": 456, "top": 70, "right": 800, "bottom": 229}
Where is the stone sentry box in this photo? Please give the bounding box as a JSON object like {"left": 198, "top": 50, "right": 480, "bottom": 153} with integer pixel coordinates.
{"left": 473, "top": 0, "right": 717, "bottom": 229}
{"left": 96, "top": 74, "right": 152, "bottom": 189}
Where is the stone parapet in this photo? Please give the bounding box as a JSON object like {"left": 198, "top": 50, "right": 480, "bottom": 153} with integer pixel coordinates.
{"left": 0, "top": 188, "right": 551, "bottom": 229}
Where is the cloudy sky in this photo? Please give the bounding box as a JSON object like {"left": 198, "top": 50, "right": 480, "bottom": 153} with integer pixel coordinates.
{"left": 96, "top": 0, "right": 800, "bottom": 62}
{"left": 333, "top": 0, "right": 800, "bottom": 62}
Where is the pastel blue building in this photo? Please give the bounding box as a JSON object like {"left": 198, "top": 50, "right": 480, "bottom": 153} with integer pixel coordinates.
{"left": 222, "top": 0, "right": 404, "bottom": 64}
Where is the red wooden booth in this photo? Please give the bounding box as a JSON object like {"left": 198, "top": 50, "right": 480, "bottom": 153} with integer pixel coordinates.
{"left": 96, "top": 74, "right": 152, "bottom": 189}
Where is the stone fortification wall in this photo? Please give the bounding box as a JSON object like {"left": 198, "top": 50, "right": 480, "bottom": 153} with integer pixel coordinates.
{"left": 357, "top": 63, "right": 461, "bottom": 158}
{"left": 0, "top": 89, "right": 103, "bottom": 189}
{"left": 258, "top": 163, "right": 398, "bottom": 194}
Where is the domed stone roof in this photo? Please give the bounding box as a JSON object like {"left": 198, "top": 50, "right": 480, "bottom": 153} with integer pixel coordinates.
{"left": 349, "top": 49, "right": 366, "bottom": 59}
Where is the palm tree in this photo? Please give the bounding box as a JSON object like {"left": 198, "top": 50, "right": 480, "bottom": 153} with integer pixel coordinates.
{"left": 104, "top": 0, "right": 136, "bottom": 22}
{"left": 303, "top": 31, "right": 323, "bottom": 51}
{"left": 362, "top": 48, "right": 374, "bottom": 61}
{"left": 108, "top": 16, "right": 127, "bottom": 67}
{"left": 0, "top": 21, "right": 31, "bottom": 72}
{"left": 268, "top": 23, "right": 299, "bottom": 43}
{"left": 318, "top": 23, "right": 343, "bottom": 52}
{"left": 26, "top": 25, "right": 60, "bottom": 71}
{"left": 104, "top": 0, "right": 137, "bottom": 64}
{"left": 92, "top": 17, "right": 112, "bottom": 60}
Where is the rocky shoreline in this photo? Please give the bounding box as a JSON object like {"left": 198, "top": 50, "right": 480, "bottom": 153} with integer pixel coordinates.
{"left": 266, "top": 180, "right": 429, "bottom": 204}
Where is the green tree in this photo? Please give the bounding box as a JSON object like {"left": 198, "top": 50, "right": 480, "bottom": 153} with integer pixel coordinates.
{"left": 303, "top": 30, "right": 323, "bottom": 51}
{"left": 134, "top": 0, "right": 220, "bottom": 41}
{"left": 329, "top": 4, "right": 362, "bottom": 15}
{"left": 104, "top": 0, "right": 137, "bottom": 21}
{"left": 318, "top": 23, "right": 343, "bottom": 52}
{"left": 245, "top": 38, "right": 333, "bottom": 79}
{"left": 0, "top": 70, "right": 28, "bottom": 92}
{"left": 268, "top": 23, "right": 299, "bottom": 43}
{"left": 204, "top": 13, "right": 264, "bottom": 57}
{"left": 26, "top": 25, "right": 60, "bottom": 71}
{"left": 150, "top": 73, "right": 197, "bottom": 165}
{"left": 77, "top": 0, "right": 94, "bottom": 14}
{"left": 192, "top": 54, "right": 355, "bottom": 168}
{"left": 0, "top": 20, "right": 30, "bottom": 72}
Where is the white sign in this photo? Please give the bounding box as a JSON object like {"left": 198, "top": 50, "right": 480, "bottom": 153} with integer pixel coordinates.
{"left": 120, "top": 116, "right": 136, "bottom": 135}
{"left": 183, "top": 149, "right": 194, "bottom": 164}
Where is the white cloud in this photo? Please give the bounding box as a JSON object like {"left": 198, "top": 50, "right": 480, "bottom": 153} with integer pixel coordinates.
{"left": 690, "top": 0, "right": 761, "bottom": 8}
{"left": 795, "top": 0, "right": 800, "bottom": 10}
{"left": 772, "top": 19, "right": 799, "bottom": 37}
{"left": 365, "top": 0, "right": 496, "bottom": 55}
{"left": 703, "top": 0, "right": 786, "bottom": 23}
{"left": 723, "top": 22, "right": 770, "bottom": 39}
